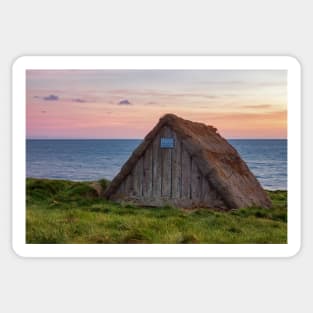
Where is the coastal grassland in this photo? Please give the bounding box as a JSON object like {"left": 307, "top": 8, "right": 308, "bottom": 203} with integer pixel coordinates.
{"left": 26, "top": 178, "right": 287, "bottom": 244}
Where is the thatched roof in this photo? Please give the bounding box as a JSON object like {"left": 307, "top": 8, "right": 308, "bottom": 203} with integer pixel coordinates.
{"left": 104, "top": 114, "right": 272, "bottom": 209}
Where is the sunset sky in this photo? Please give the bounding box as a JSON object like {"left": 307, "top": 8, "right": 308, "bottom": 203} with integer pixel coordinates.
{"left": 26, "top": 70, "right": 287, "bottom": 139}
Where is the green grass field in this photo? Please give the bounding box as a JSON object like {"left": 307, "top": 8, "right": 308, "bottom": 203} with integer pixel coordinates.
{"left": 26, "top": 178, "right": 287, "bottom": 244}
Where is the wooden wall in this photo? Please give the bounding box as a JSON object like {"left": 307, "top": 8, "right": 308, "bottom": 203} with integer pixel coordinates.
{"left": 113, "top": 126, "right": 225, "bottom": 208}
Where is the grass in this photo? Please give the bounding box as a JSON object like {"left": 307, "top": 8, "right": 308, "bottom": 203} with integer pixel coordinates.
{"left": 26, "top": 178, "right": 287, "bottom": 244}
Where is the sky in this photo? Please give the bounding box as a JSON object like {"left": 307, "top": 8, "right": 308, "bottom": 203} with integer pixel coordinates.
{"left": 26, "top": 69, "right": 287, "bottom": 139}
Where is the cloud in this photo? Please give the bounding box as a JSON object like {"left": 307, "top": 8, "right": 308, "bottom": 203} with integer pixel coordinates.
{"left": 108, "top": 89, "right": 222, "bottom": 101}
{"left": 43, "top": 94, "right": 59, "bottom": 101}
{"left": 144, "top": 101, "right": 167, "bottom": 107}
{"left": 223, "top": 94, "right": 240, "bottom": 97}
{"left": 203, "top": 110, "right": 287, "bottom": 122}
{"left": 72, "top": 98, "right": 86, "bottom": 103}
{"left": 169, "top": 93, "right": 218, "bottom": 99}
{"left": 34, "top": 95, "right": 89, "bottom": 103}
{"left": 240, "top": 104, "right": 274, "bottom": 110}
{"left": 118, "top": 99, "right": 132, "bottom": 105}
{"left": 199, "top": 80, "right": 245, "bottom": 86}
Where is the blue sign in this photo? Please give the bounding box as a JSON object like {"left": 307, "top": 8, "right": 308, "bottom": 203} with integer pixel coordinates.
{"left": 160, "top": 137, "right": 174, "bottom": 148}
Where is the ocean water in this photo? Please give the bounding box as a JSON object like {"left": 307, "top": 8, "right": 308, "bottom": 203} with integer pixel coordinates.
{"left": 26, "top": 139, "right": 287, "bottom": 190}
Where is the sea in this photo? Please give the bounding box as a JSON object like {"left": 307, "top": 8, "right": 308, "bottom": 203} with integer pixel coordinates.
{"left": 26, "top": 139, "right": 287, "bottom": 190}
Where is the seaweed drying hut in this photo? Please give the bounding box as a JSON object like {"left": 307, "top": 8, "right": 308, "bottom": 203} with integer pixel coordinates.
{"left": 104, "top": 114, "right": 271, "bottom": 210}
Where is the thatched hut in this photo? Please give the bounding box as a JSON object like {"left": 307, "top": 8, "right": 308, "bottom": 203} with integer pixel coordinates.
{"left": 104, "top": 114, "right": 271, "bottom": 210}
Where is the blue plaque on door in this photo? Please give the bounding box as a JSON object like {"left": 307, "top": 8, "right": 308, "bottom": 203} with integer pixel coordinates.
{"left": 160, "top": 137, "right": 174, "bottom": 148}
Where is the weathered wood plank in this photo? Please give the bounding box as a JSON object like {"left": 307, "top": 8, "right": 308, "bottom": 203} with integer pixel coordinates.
{"left": 152, "top": 133, "right": 162, "bottom": 198}
{"left": 133, "top": 157, "right": 143, "bottom": 197}
{"left": 201, "top": 177, "right": 210, "bottom": 202}
{"left": 161, "top": 126, "right": 172, "bottom": 197}
{"left": 124, "top": 172, "right": 134, "bottom": 196}
{"left": 191, "top": 158, "right": 202, "bottom": 200}
{"left": 143, "top": 145, "right": 153, "bottom": 198}
{"left": 171, "top": 131, "right": 182, "bottom": 199}
{"left": 201, "top": 178, "right": 226, "bottom": 208}
{"left": 181, "top": 144, "right": 191, "bottom": 199}
{"left": 117, "top": 180, "right": 125, "bottom": 194}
